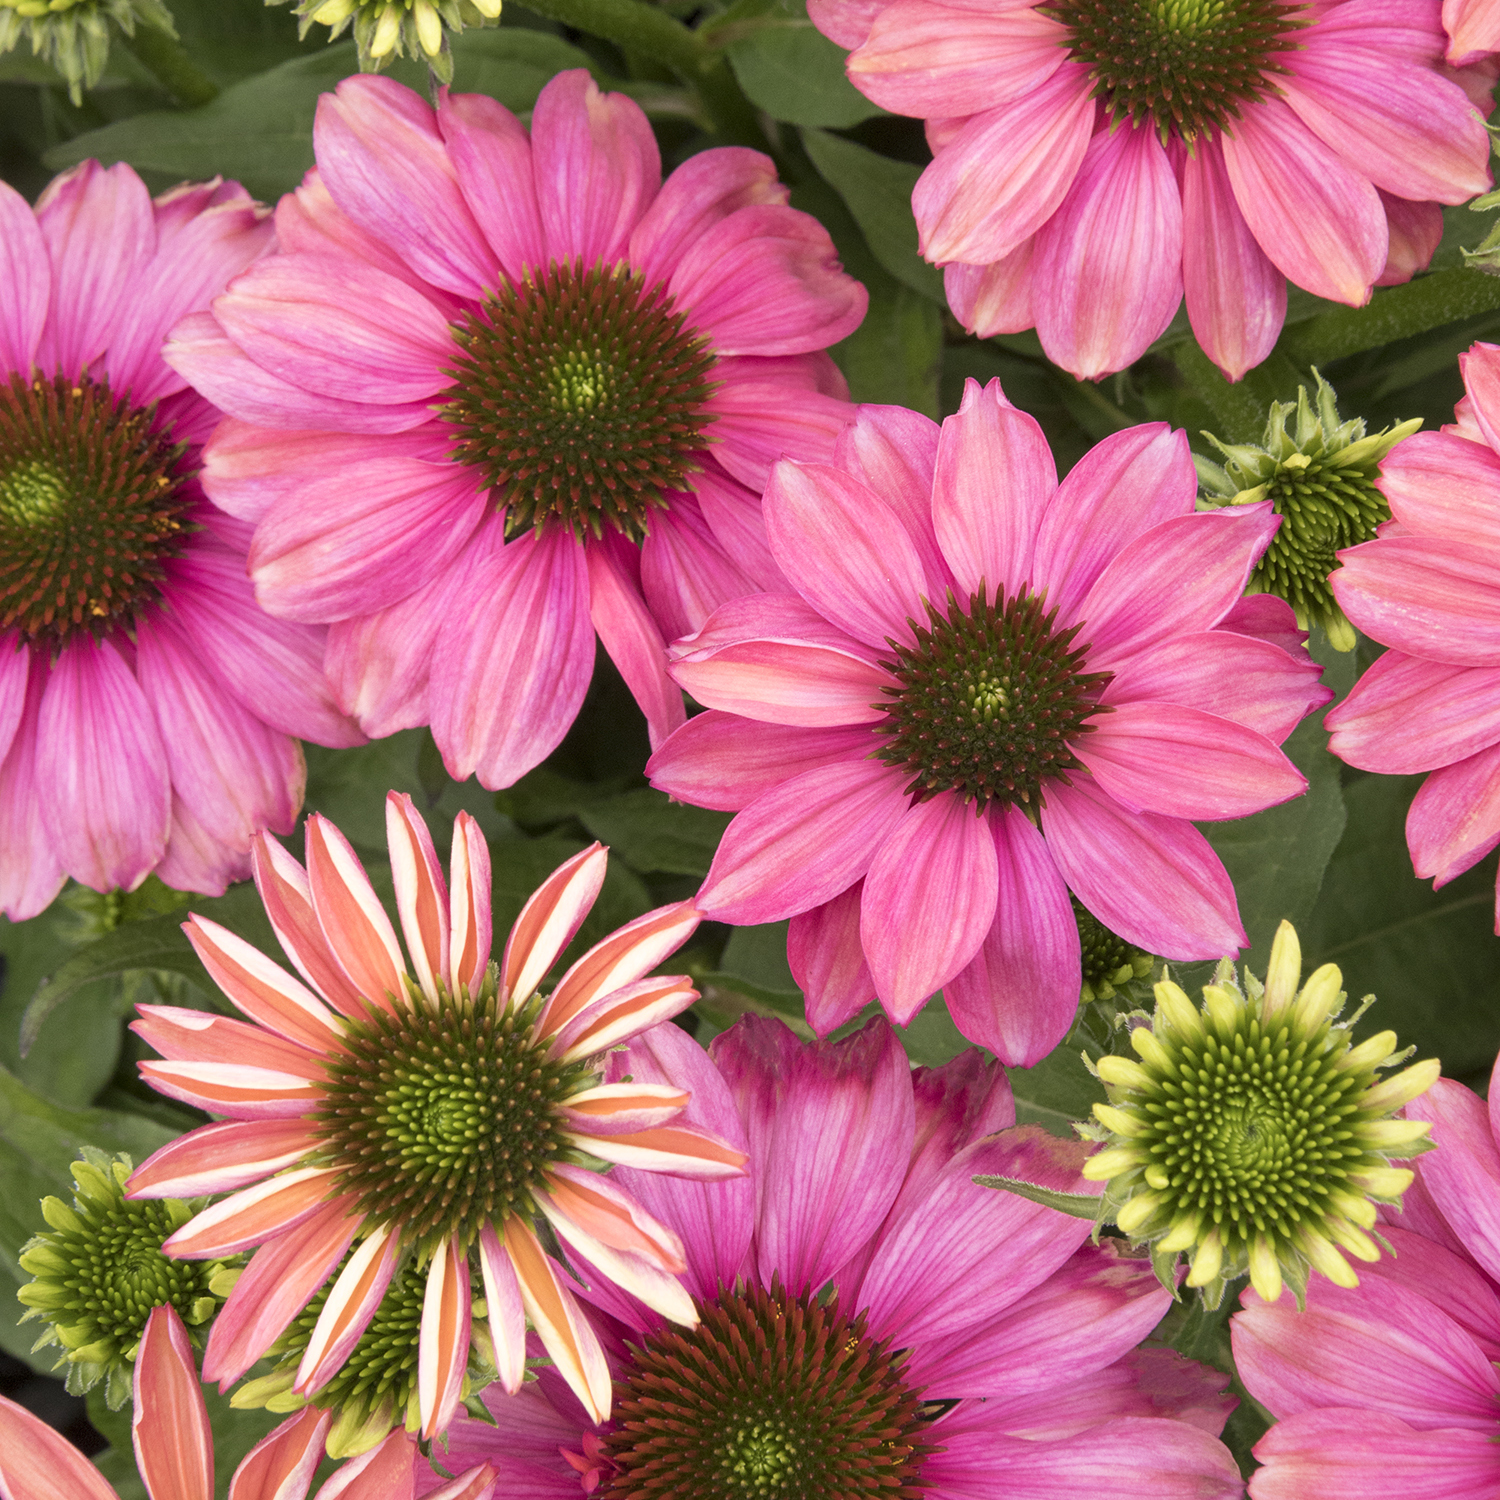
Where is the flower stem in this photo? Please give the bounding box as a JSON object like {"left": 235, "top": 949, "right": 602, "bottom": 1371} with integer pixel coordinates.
{"left": 115, "top": 23, "right": 218, "bottom": 107}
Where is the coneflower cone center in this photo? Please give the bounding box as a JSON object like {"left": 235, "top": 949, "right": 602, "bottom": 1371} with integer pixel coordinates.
{"left": 442, "top": 258, "right": 718, "bottom": 543}
{"left": 0, "top": 372, "right": 193, "bottom": 645}
{"left": 1048, "top": 0, "right": 1305, "bottom": 140}
{"left": 1074, "top": 896, "right": 1147, "bottom": 990}
{"left": 875, "top": 585, "right": 1109, "bottom": 810}
{"left": 599, "top": 1280, "right": 936, "bottom": 1499}
{"left": 315, "top": 981, "right": 592, "bottom": 1257}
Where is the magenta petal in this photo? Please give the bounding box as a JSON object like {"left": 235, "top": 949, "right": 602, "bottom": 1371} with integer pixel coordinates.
{"left": 0, "top": 661, "right": 64, "bottom": 920}
{"left": 860, "top": 794, "right": 998, "bottom": 1024}
{"left": 763, "top": 459, "right": 928, "bottom": 649}
{"left": 647, "top": 712, "right": 873, "bottom": 812}
{"left": 37, "top": 637, "right": 170, "bottom": 892}
{"left": 1031, "top": 423, "right": 1197, "bottom": 626}
{"left": 788, "top": 881, "right": 876, "bottom": 1036}
{"left": 0, "top": 179, "right": 48, "bottom": 372}
{"left": 932, "top": 376, "right": 1055, "bottom": 599}
{"left": 1417, "top": 1074, "right": 1500, "bottom": 1286}
{"left": 690, "top": 459, "right": 786, "bottom": 592}
{"left": 700, "top": 378, "right": 855, "bottom": 495}
{"left": 695, "top": 758, "right": 909, "bottom": 924}
{"left": 0, "top": 640, "right": 27, "bottom": 767}
{"left": 1327, "top": 650, "right": 1500, "bottom": 773}
{"left": 639, "top": 495, "right": 764, "bottom": 644}
{"left": 431, "top": 521, "right": 595, "bottom": 789}
{"left": 1042, "top": 774, "right": 1245, "bottom": 960}
{"left": 1032, "top": 122, "right": 1185, "bottom": 380}
{"left": 944, "top": 242, "right": 1036, "bottom": 338}
{"left": 1181, "top": 137, "right": 1286, "bottom": 382}
{"left": 1376, "top": 191, "right": 1445, "bottom": 286}
{"left": 714, "top": 1016, "right": 914, "bottom": 1295}
{"left": 1362, "top": 1224, "right": 1500, "bottom": 1364}
{"left": 944, "top": 804, "right": 1080, "bottom": 1067}
{"left": 1377, "top": 430, "right": 1500, "bottom": 542}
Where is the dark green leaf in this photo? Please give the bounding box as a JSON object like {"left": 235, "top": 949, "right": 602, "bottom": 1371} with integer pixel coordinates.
{"left": 1007, "top": 1045, "right": 1104, "bottom": 1138}
{"left": 578, "top": 789, "right": 731, "bottom": 877}
{"left": 970, "top": 1174, "right": 1102, "bottom": 1218}
{"left": 832, "top": 273, "right": 942, "bottom": 416}
{"left": 726, "top": 0, "right": 881, "bottom": 128}
{"left": 801, "top": 127, "right": 944, "bottom": 302}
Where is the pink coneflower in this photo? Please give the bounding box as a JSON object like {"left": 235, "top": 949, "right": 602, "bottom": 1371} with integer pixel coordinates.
{"left": 126, "top": 792, "right": 746, "bottom": 1442}
{"left": 423, "top": 1015, "right": 1244, "bottom": 1500}
{"left": 808, "top": 0, "right": 1492, "bottom": 381}
{"left": 1446, "top": 0, "right": 1500, "bottom": 63}
{"left": 1324, "top": 341, "right": 1500, "bottom": 930}
{"left": 164, "top": 69, "right": 867, "bottom": 789}
{"left": 0, "top": 1302, "right": 499, "bottom": 1499}
{"left": 648, "top": 384, "right": 1330, "bottom": 1064}
{"left": 1230, "top": 1050, "right": 1500, "bottom": 1497}
{"left": 0, "top": 161, "right": 362, "bottom": 921}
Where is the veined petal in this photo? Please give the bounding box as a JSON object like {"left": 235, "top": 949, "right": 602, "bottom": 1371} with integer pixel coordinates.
{"left": 0, "top": 179, "right": 47, "bottom": 373}
{"left": 788, "top": 882, "right": 876, "bottom": 1036}
{"left": 419, "top": 1235, "right": 471, "bottom": 1440}
{"left": 226, "top": 1407, "right": 331, "bottom": 1500}
{"left": 293, "top": 1223, "right": 400, "bottom": 1395}
{"left": 501, "top": 842, "right": 606, "bottom": 1006}
{"left": 306, "top": 814, "right": 407, "bottom": 1014}
{"left": 540, "top": 1163, "right": 686, "bottom": 1269}
{"left": 448, "top": 810, "right": 491, "bottom": 995}
{"left": 128, "top": 1119, "right": 320, "bottom": 1200}
{"left": 134, "top": 1305, "right": 213, "bottom": 1500}
{"left": 0, "top": 1395, "right": 118, "bottom": 1500}
{"left": 552, "top": 975, "right": 699, "bottom": 1062}
{"left": 425, "top": 1465, "right": 499, "bottom": 1500}
{"left": 563, "top": 1124, "right": 748, "bottom": 1179}
{"left": 1377, "top": 430, "right": 1500, "bottom": 542}
{"left": 386, "top": 791, "right": 450, "bottom": 1002}
{"left": 477, "top": 1224, "right": 527, "bottom": 1395}
{"left": 138, "top": 1061, "right": 325, "bottom": 1119}
{"left": 163, "top": 1168, "right": 340, "bottom": 1259}
{"left": 538, "top": 1206, "right": 697, "bottom": 1329}
{"left": 557, "top": 1081, "right": 690, "bottom": 1135}
{"left": 132, "top": 1006, "right": 324, "bottom": 1074}
{"left": 313, "top": 1430, "right": 415, "bottom": 1500}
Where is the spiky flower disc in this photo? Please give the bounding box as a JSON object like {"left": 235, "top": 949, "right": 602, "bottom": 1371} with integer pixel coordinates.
{"left": 1074, "top": 895, "right": 1155, "bottom": 1005}
{"left": 265, "top": 0, "right": 502, "bottom": 83}
{"left": 1197, "top": 371, "right": 1420, "bottom": 650}
{"left": 16, "top": 1149, "right": 229, "bottom": 1408}
{"left": 1082, "top": 920, "right": 1440, "bottom": 1308}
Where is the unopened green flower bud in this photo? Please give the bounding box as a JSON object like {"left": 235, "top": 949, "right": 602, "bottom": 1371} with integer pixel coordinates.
{"left": 0, "top": 0, "right": 175, "bottom": 103}
{"left": 265, "top": 0, "right": 501, "bottom": 83}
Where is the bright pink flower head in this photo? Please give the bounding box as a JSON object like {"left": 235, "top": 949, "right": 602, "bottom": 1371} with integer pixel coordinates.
{"left": 424, "top": 1016, "right": 1245, "bottom": 1500}
{"left": 165, "top": 70, "right": 867, "bottom": 790}
{"left": 648, "top": 382, "right": 1331, "bottom": 1064}
{"left": 809, "top": 0, "right": 1492, "bottom": 381}
{"left": 1230, "top": 1052, "right": 1500, "bottom": 1498}
{"left": 0, "top": 162, "right": 362, "bottom": 920}
{"left": 126, "top": 792, "right": 747, "bottom": 1439}
{"left": 1324, "top": 341, "right": 1500, "bottom": 931}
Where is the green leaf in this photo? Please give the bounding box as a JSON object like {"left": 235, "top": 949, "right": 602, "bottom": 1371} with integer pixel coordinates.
{"left": 970, "top": 1174, "right": 1102, "bottom": 1219}
{"left": 726, "top": 0, "right": 881, "bottom": 128}
{"left": 578, "top": 789, "right": 731, "bottom": 877}
{"left": 801, "top": 127, "right": 944, "bottom": 303}
{"left": 832, "top": 273, "right": 942, "bottom": 416}
{"left": 1007, "top": 1046, "right": 1105, "bottom": 1139}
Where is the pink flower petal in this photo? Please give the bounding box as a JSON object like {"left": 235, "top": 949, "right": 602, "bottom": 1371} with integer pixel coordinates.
{"left": 557, "top": 1081, "right": 689, "bottom": 1136}
{"left": 1446, "top": 0, "right": 1500, "bottom": 62}
{"left": 944, "top": 804, "right": 1079, "bottom": 1066}
{"left": 0, "top": 1396, "right": 118, "bottom": 1500}
{"left": 164, "top": 1167, "right": 341, "bottom": 1258}
{"left": 549, "top": 973, "right": 699, "bottom": 1062}
{"left": 323, "top": 585, "right": 443, "bottom": 742}
{"left": 932, "top": 376, "right": 1055, "bottom": 599}
{"left": 1376, "top": 191, "right": 1444, "bottom": 285}
{"left": 1182, "top": 137, "right": 1286, "bottom": 382}
{"left": 1033, "top": 121, "right": 1185, "bottom": 380}
{"left": 477, "top": 1224, "right": 527, "bottom": 1395}
{"left": 914, "top": 63, "right": 1095, "bottom": 266}
{"left": 131, "top": 1004, "right": 322, "bottom": 1075}
{"left": 386, "top": 791, "right": 450, "bottom": 1002}
{"left": 695, "top": 758, "right": 910, "bottom": 924}
{"left": 0, "top": 179, "right": 47, "bottom": 372}
{"left": 137, "top": 1061, "right": 325, "bottom": 1119}
{"left": 419, "top": 1235, "right": 471, "bottom": 1439}
{"left": 789, "top": 880, "right": 877, "bottom": 1035}
{"left": 502, "top": 842, "right": 606, "bottom": 1005}
{"left": 134, "top": 1305, "right": 213, "bottom": 1500}
{"left": 944, "top": 242, "right": 1037, "bottom": 338}
{"left": 225, "top": 1407, "right": 331, "bottom": 1500}
{"left": 639, "top": 495, "right": 763, "bottom": 644}
{"left": 1461, "top": 341, "right": 1500, "bottom": 450}
{"left": 0, "top": 643, "right": 28, "bottom": 777}
{"left": 1221, "top": 96, "right": 1387, "bottom": 306}
{"left": 1041, "top": 773, "right": 1245, "bottom": 960}
{"left": 690, "top": 457, "right": 786, "bottom": 591}
{"left": 700, "top": 377, "right": 856, "bottom": 495}
{"left": 562, "top": 1123, "right": 747, "bottom": 1179}
{"left": 541, "top": 1163, "right": 685, "bottom": 1269}
{"left": 294, "top": 1222, "right": 399, "bottom": 1396}
{"left": 449, "top": 810, "right": 492, "bottom": 994}
{"left": 647, "top": 712, "right": 873, "bottom": 812}
{"left": 1377, "top": 429, "right": 1500, "bottom": 541}
{"left": 128, "top": 1119, "right": 319, "bottom": 1200}
{"left": 305, "top": 813, "right": 406, "bottom": 1012}
{"left": 1417, "top": 1074, "right": 1500, "bottom": 1285}
{"left": 0, "top": 661, "right": 63, "bottom": 921}
{"left": 860, "top": 793, "right": 999, "bottom": 1023}
{"left": 314, "top": 1430, "right": 417, "bottom": 1500}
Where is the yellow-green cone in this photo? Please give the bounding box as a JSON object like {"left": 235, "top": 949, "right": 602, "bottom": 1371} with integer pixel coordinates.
{"left": 1082, "top": 921, "right": 1438, "bottom": 1309}
{"left": 266, "top": 0, "right": 501, "bottom": 83}
{"left": 0, "top": 0, "right": 175, "bottom": 102}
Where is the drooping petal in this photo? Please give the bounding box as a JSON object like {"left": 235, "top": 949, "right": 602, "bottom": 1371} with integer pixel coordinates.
{"left": 1406, "top": 741, "right": 1500, "bottom": 888}
{"left": 944, "top": 243, "right": 1037, "bottom": 339}
{"left": 501, "top": 842, "right": 606, "bottom": 1005}
{"left": 539, "top": 1163, "right": 686, "bottom": 1269}
{"left": 314, "top": 1428, "right": 417, "bottom": 1500}
{"left": 1417, "top": 1075, "right": 1500, "bottom": 1286}
{"left": 0, "top": 659, "right": 64, "bottom": 921}
{"left": 137, "top": 1060, "right": 325, "bottom": 1119}
{"left": 0, "top": 1395, "right": 118, "bottom": 1500}
{"left": 386, "top": 791, "right": 450, "bottom": 1002}
{"left": 419, "top": 1235, "right": 471, "bottom": 1440}
{"left": 128, "top": 1119, "right": 320, "bottom": 1201}
{"left": 226, "top": 1407, "right": 332, "bottom": 1500}
{"left": 294, "top": 1223, "right": 400, "bottom": 1396}
{"left": 1377, "top": 429, "right": 1500, "bottom": 542}
{"left": 131, "top": 1005, "right": 323, "bottom": 1075}
{"left": 0, "top": 179, "right": 48, "bottom": 372}
{"left": 134, "top": 1305, "right": 214, "bottom": 1500}
{"left": 788, "top": 881, "right": 876, "bottom": 1035}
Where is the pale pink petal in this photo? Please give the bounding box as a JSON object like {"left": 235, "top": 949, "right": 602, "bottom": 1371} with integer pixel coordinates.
{"left": 788, "top": 881, "right": 876, "bottom": 1035}
{"left": 305, "top": 813, "right": 406, "bottom": 1011}
{"left": 807, "top": 0, "right": 891, "bottom": 47}
{"left": 561, "top": 1124, "right": 748, "bottom": 1179}
{"left": 0, "top": 660, "right": 63, "bottom": 920}
{"left": 549, "top": 973, "right": 698, "bottom": 1062}
{"left": 324, "top": 584, "right": 444, "bottom": 742}
{"left": 1220, "top": 593, "right": 1314, "bottom": 655}
{"left": 1460, "top": 341, "right": 1500, "bottom": 451}
{"left": 227, "top": 1407, "right": 332, "bottom": 1500}
{"left": 1042, "top": 774, "right": 1245, "bottom": 960}
{"left": 314, "top": 1429, "right": 416, "bottom": 1500}
{"left": 944, "top": 804, "right": 1079, "bottom": 1066}
{"left": 944, "top": 243, "right": 1037, "bottom": 338}
{"left": 669, "top": 635, "right": 894, "bottom": 727}
{"left": 694, "top": 758, "right": 910, "bottom": 924}
{"left": 914, "top": 63, "right": 1095, "bottom": 266}
{"left": 386, "top": 792, "right": 450, "bottom": 1002}
{"left": 669, "top": 589, "right": 880, "bottom": 663}
{"left": 557, "top": 1082, "right": 689, "bottom": 1136}
{"left": 419, "top": 1235, "right": 470, "bottom": 1439}
{"left": 860, "top": 793, "right": 999, "bottom": 1023}
{"left": 1031, "top": 423, "right": 1198, "bottom": 625}
{"left": 0, "top": 180, "right": 48, "bottom": 372}
{"left": 1446, "top": 0, "right": 1500, "bottom": 61}
{"left": 0, "top": 643, "right": 28, "bottom": 772}
{"left": 448, "top": 811, "right": 491, "bottom": 994}
{"left": 646, "top": 712, "right": 873, "bottom": 812}
{"left": 1376, "top": 192, "right": 1445, "bottom": 285}
{"left": 131, "top": 1005, "right": 323, "bottom": 1074}
{"left": 477, "top": 1224, "right": 527, "bottom": 1394}
{"left": 1182, "top": 137, "right": 1286, "bottom": 382}
{"left": 138, "top": 1061, "right": 325, "bottom": 1119}
{"left": 689, "top": 458, "right": 786, "bottom": 591}
{"left": 502, "top": 843, "right": 605, "bottom": 1005}
{"left": 1033, "top": 122, "right": 1185, "bottom": 380}
{"left": 134, "top": 1305, "right": 213, "bottom": 1500}
{"left": 164, "top": 1167, "right": 341, "bottom": 1258}
{"left": 1377, "top": 429, "right": 1500, "bottom": 541}
{"left": 37, "top": 636, "right": 170, "bottom": 892}
{"left": 314, "top": 75, "right": 498, "bottom": 299}
{"left": 0, "top": 1396, "right": 118, "bottom": 1500}
{"left": 128, "top": 1119, "right": 319, "bottom": 1200}
{"left": 700, "top": 377, "right": 855, "bottom": 494}
{"left": 295, "top": 1223, "right": 400, "bottom": 1397}
{"left": 1221, "top": 97, "right": 1387, "bottom": 305}
{"left": 541, "top": 1163, "right": 686, "bottom": 1269}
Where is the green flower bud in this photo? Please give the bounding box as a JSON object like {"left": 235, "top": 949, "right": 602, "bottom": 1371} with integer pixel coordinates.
{"left": 0, "top": 0, "right": 175, "bottom": 103}
{"left": 264, "top": 0, "right": 501, "bottom": 84}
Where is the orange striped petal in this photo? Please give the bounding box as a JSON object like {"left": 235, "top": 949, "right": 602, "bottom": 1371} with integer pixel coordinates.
{"left": 387, "top": 792, "right": 450, "bottom": 1002}
{"left": 540, "top": 901, "right": 700, "bottom": 1035}
{"left": 0, "top": 1393, "right": 119, "bottom": 1500}
{"left": 183, "top": 914, "right": 346, "bottom": 1052}
{"left": 501, "top": 843, "right": 606, "bottom": 1005}
{"left": 502, "top": 1217, "right": 610, "bottom": 1425}
{"left": 128, "top": 1119, "right": 319, "bottom": 1200}
{"left": 540, "top": 1165, "right": 685, "bottom": 1269}
{"left": 252, "top": 833, "right": 367, "bottom": 1019}
{"left": 477, "top": 1223, "right": 526, "bottom": 1395}
{"left": 306, "top": 815, "right": 406, "bottom": 1014}
{"left": 164, "top": 1167, "right": 339, "bottom": 1259}
{"left": 558, "top": 1081, "right": 689, "bottom": 1135}
{"left": 314, "top": 1428, "right": 415, "bottom": 1499}
{"left": 294, "top": 1223, "right": 400, "bottom": 1395}
{"left": 427, "top": 1465, "right": 498, "bottom": 1500}
{"left": 565, "top": 1125, "right": 749, "bottom": 1180}
{"left": 134, "top": 1305, "right": 213, "bottom": 1500}
{"left": 139, "top": 1061, "right": 324, "bottom": 1119}
{"left": 418, "top": 1234, "right": 471, "bottom": 1440}
{"left": 449, "top": 811, "right": 491, "bottom": 994}
{"left": 226, "top": 1407, "right": 331, "bottom": 1500}
{"left": 549, "top": 975, "right": 697, "bottom": 1062}
{"left": 132, "top": 1007, "right": 324, "bottom": 1072}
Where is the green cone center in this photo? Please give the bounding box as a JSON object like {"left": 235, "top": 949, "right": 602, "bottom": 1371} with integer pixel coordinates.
{"left": 314, "top": 981, "right": 592, "bottom": 1258}
{"left": 1048, "top": 0, "right": 1305, "bottom": 140}
{"left": 0, "top": 372, "right": 193, "bottom": 645}
{"left": 442, "top": 258, "right": 719, "bottom": 543}
{"left": 1074, "top": 896, "right": 1148, "bottom": 991}
{"left": 875, "top": 585, "right": 1110, "bottom": 811}
{"left": 600, "top": 1281, "right": 936, "bottom": 1499}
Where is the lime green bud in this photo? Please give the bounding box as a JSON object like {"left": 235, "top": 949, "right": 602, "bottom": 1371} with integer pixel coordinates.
{"left": 267, "top": 0, "right": 501, "bottom": 85}
{"left": 0, "top": 0, "right": 176, "bottom": 104}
